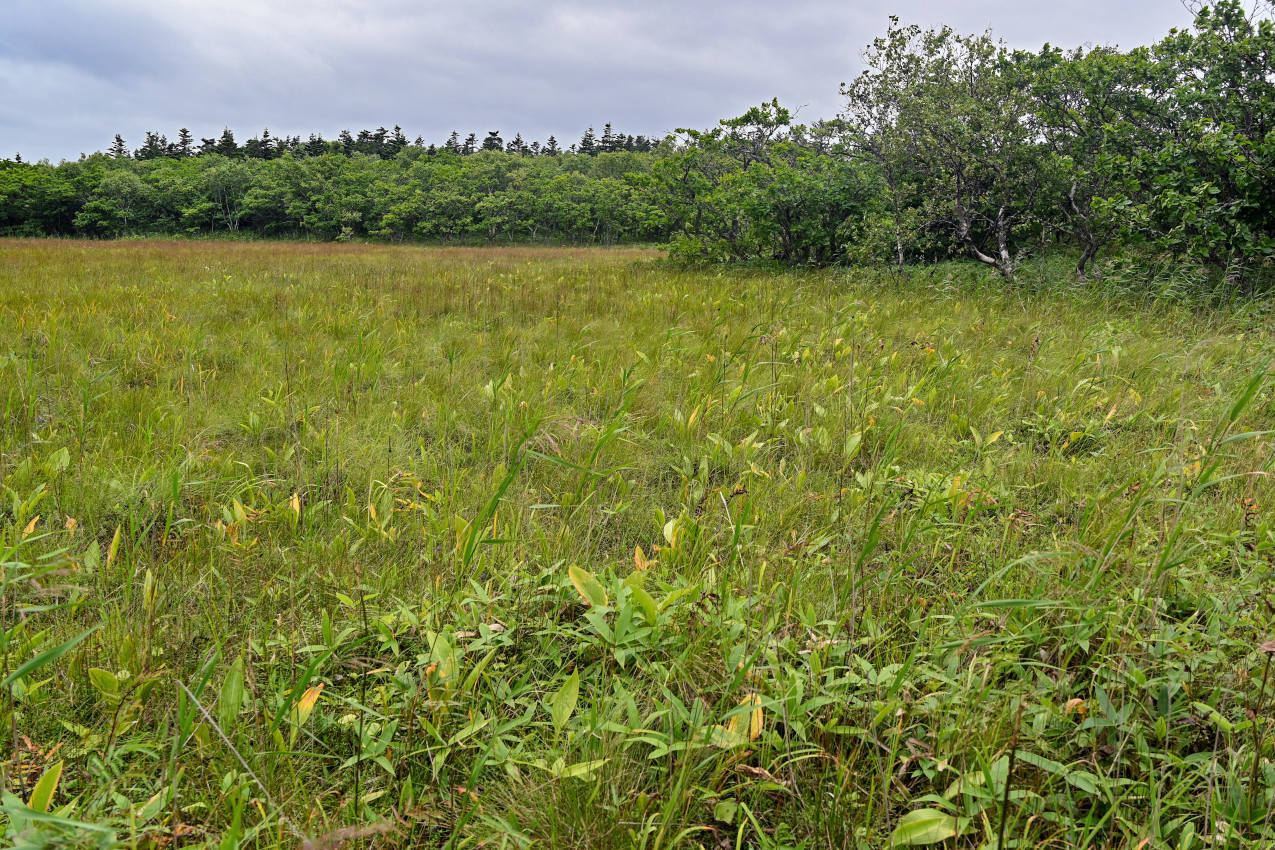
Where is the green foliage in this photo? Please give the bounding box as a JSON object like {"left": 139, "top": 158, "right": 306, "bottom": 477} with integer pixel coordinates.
{"left": 4, "top": 2, "right": 1274, "bottom": 295}
{"left": 0, "top": 149, "right": 668, "bottom": 245}
{"left": 835, "top": 2, "right": 1275, "bottom": 288}
{"left": 3, "top": 240, "right": 1275, "bottom": 846}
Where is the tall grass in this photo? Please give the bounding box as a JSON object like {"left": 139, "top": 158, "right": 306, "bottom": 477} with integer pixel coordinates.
{"left": 1, "top": 238, "right": 1274, "bottom": 848}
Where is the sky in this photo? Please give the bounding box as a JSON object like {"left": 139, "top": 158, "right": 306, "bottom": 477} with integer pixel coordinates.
{"left": 1, "top": 0, "right": 1198, "bottom": 162}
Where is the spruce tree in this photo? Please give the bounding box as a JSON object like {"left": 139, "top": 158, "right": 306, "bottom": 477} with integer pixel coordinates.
{"left": 134, "top": 131, "right": 168, "bottom": 160}
{"left": 387, "top": 126, "right": 408, "bottom": 156}
{"left": 173, "top": 128, "right": 194, "bottom": 157}
{"left": 214, "top": 128, "right": 239, "bottom": 158}
{"left": 109, "top": 134, "right": 130, "bottom": 159}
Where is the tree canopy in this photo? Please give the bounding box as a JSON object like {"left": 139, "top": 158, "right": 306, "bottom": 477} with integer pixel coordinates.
{"left": 3, "top": 2, "right": 1273, "bottom": 291}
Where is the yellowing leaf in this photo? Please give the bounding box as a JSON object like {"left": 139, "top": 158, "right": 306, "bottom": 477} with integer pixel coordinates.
{"left": 23, "top": 515, "right": 40, "bottom": 536}
{"left": 289, "top": 492, "right": 301, "bottom": 516}
{"left": 568, "top": 565, "right": 607, "bottom": 607}
{"left": 295, "top": 683, "right": 324, "bottom": 726}
{"left": 143, "top": 568, "right": 158, "bottom": 613}
{"left": 28, "top": 759, "right": 64, "bottom": 813}
{"left": 729, "top": 693, "right": 764, "bottom": 741}
{"left": 712, "top": 694, "right": 764, "bottom": 748}
{"left": 106, "top": 525, "right": 122, "bottom": 570}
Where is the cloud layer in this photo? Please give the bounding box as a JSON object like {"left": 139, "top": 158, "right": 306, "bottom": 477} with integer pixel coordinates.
{"left": 1, "top": 0, "right": 1194, "bottom": 162}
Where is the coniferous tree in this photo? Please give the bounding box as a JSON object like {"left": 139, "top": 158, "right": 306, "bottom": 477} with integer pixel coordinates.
{"left": 600, "top": 123, "right": 617, "bottom": 153}
{"left": 482, "top": 131, "right": 504, "bottom": 151}
{"left": 444, "top": 131, "right": 462, "bottom": 154}
{"left": 506, "top": 133, "right": 527, "bottom": 154}
{"left": 337, "top": 130, "right": 355, "bottom": 156}
{"left": 134, "top": 131, "right": 168, "bottom": 160}
{"left": 578, "top": 127, "right": 598, "bottom": 155}
{"left": 172, "top": 128, "right": 195, "bottom": 157}
{"left": 109, "top": 134, "right": 130, "bottom": 159}
{"left": 387, "top": 126, "right": 408, "bottom": 156}
{"left": 462, "top": 133, "right": 478, "bottom": 155}
{"left": 543, "top": 135, "right": 560, "bottom": 156}
{"left": 243, "top": 130, "right": 274, "bottom": 160}
{"left": 214, "top": 128, "right": 239, "bottom": 158}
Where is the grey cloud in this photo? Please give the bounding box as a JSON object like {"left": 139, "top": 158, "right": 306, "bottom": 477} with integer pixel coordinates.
{"left": 0, "top": 0, "right": 1195, "bottom": 162}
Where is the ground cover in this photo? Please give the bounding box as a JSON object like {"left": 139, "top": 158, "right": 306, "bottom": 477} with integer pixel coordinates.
{"left": 2, "top": 239, "right": 1275, "bottom": 848}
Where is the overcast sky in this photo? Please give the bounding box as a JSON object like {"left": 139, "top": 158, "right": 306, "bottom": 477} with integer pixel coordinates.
{"left": 2, "top": 0, "right": 1196, "bottom": 162}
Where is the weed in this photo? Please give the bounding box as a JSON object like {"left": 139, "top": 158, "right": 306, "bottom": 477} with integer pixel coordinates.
{"left": 1, "top": 239, "right": 1274, "bottom": 847}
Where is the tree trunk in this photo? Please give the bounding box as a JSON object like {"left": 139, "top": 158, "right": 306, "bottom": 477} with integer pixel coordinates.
{"left": 956, "top": 201, "right": 1014, "bottom": 283}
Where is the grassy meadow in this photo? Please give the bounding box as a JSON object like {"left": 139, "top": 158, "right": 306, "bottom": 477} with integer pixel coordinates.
{"left": 4, "top": 238, "right": 1275, "bottom": 848}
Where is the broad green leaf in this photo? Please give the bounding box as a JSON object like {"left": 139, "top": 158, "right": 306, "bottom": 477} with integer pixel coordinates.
{"left": 218, "top": 655, "right": 245, "bottom": 729}
{"left": 556, "top": 758, "right": 605, "bottom": 779}
{"left": 888, "top": 809, "right": 959, "bottom": 846}
{"left": 551, "top": 670, "right": 579, "bottom": 733}
{"left": 1016, "top": 750, "right": 1104, "bottom": 797}
{"left": 630, "top": 586, "right": 659, "bottom": 625}
{"left": 88, "top": 667, "right": 119, "bottom": 696}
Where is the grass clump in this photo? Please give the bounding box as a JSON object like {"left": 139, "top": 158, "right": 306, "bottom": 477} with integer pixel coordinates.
{"left": 2, "top": 238, "right": 1275, "bottom": 848}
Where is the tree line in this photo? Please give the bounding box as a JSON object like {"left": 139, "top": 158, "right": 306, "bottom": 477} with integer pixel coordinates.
{"left": 112, "top": 122, "right": 657, "bottom": 162}
{"left": 2, "top": 2, "right": 1271, "bottom": 291}
{"left": 0, "top": 147, "right": 668, "bottom": 243}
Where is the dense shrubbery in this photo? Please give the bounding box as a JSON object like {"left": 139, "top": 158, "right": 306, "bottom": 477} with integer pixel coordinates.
{"left": 656, "top": 2, "right": 1274, "bottom": 289}
{"left": 1, "top": 2, "right": 1272, "bottom": 290}
{"left": 0, "top": 149, "right": 668, "bottom": 244}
